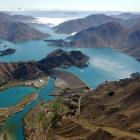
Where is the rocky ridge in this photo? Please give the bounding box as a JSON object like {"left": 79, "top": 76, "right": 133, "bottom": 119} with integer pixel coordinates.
{"left": 24, "top": 73, "right": 140, "bottom": 140}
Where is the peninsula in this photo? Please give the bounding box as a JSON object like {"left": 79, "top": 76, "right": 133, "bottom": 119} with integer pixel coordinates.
{"left": 0, "top": 49, "right": 89, "bottom": 89}
{"left": 0, "top": 93, "right": 38, "bottom": 125}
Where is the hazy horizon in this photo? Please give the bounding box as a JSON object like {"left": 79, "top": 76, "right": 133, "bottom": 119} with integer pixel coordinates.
{"left": 0, "top": 0, "right": 140, "bottom": 12}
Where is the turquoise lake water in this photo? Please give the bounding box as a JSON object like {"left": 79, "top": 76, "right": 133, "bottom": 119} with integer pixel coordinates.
{"left": 0, "top": 86, "right": 35, "bottom": 108}
{"left": 0, "top": 24, "right": 140, "bottom": 139}
{"left": 0, "top": 79, "right": 55, "bottom": 140}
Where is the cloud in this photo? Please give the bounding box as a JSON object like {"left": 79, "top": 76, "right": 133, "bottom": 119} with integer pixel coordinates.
{"left": 0, "top": 0, "right": 140, "bottom": 11}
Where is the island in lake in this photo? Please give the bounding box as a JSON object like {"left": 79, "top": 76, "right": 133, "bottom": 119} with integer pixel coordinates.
{"left": 0, "top": 48, "right": 16, "bottom": 56}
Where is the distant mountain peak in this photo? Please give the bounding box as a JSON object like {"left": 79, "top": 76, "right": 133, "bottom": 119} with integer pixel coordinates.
{"left": 0, "top": 12, "right": 49, "bottom": 42}
{"left": 54, "top": 14, "right": 123, "bottom": 34}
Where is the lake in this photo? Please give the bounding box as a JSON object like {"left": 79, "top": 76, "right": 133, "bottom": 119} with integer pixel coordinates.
{"left": 0, "top": 18, "right": 140, "bottom": 140}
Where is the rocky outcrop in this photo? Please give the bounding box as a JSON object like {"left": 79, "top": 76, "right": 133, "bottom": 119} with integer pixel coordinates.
{"left": 0, "top": 63, "right": 18, "bottom": 78}
{"left": 38, "top": 49, "right": 88, "bottom": 72}
{"left": 12, "top": 62, "right": 43, "bottom": 80}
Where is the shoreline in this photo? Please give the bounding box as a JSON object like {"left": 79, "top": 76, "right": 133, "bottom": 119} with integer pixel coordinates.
{"left": 23, "top": 75, "right": 91, "bottom": 140}
{"left": 0, "top": 70, "right": 90, "bottom": 139}
{"left": 0, "top": 93, "right": 38, "bottom": 125}
{"left": 0, "top": 76, "right": 50, "bottom": 140}
{"left": 0, "top": 76, "right": 48, "bottom": 92}
{"left": 51, "top": 70, "right": 90, "bottom": 90}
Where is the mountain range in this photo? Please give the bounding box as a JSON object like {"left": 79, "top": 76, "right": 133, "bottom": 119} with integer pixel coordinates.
{"left": 0, "top": 12, "right": 48, "bottom": 42}
{"left": 0, "top": 12, "right": 36, "bottom": 23}
{"left": 113, "top": 12, "right": 140, "bottom": 20}
{"left": 54, "top": 14, "right": 123, "bottom": 34}
{"left": 70, "top": 22, "right": 140, "bottom": 60}
{"left": 54, "top": 13, "right": 140, "bottom": 35}
{"left": 48, "top": 14, "right": 140, "bottom": 61}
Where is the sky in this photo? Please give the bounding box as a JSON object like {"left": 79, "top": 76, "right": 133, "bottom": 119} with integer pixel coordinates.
{"left": 0, "top": 0, "right": 140, "bottom": 12}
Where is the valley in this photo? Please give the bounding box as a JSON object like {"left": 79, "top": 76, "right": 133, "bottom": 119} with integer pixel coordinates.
{"left": 0, "top": 10, "right": 140, "bottom": 140}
